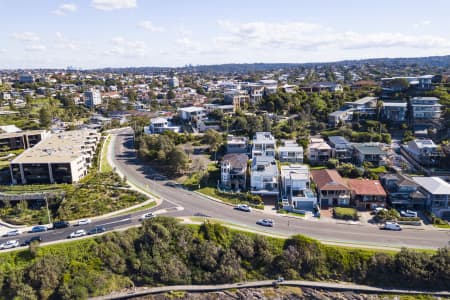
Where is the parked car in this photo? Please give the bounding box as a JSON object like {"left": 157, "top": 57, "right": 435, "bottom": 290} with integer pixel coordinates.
{"left": 257, "top": 219, "right": 274, "bottom": 227}
{"left": 76, "top": 219, "right": 92, "bottom": 226}
{"left": 3, "top": 229, "right": 21, "bottom": 237}
{"left": 87, "top": 226, "right": 106, "bottom": 235}
{"left": 372, "top": 207, "right": 387, "bottom": 215}
{"left": 53, "top": 221, "right": 70, "bottom": 229}
{"left": 139, "top": 212, "right": 154, "bottom": 221}
{"left": 69, "top": 229, "right": 87, "bottom": 238}
{"left": 235, "top": 204, "right": 252, "bottom": 212}
{"left": 400, "top": 210, "right": 418, "bottom": 218}
{"left": 0, "top": 240, "right": 19, "bottom": 250}
{"left": 22, "top": 236, "right": 42, "bottom": 246}
{"left": 382, "top": 222, "right": 402, "bottom": 231}
{"left": 30, "top": 225, "right": 48, "bottom": 233}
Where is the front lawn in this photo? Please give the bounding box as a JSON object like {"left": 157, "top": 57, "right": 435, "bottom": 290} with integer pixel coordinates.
{"left": 333, "top": 207, "right": 358, "bottom": 220}
{"left": 197, "top": 187, "right": 264, "bottom": 209}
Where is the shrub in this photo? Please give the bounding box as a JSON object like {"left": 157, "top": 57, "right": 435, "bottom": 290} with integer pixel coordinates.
{"left": 333, "top": 207, "right": 358, "bottom": 220}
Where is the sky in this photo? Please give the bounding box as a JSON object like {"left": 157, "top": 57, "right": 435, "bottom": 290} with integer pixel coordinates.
{"left": 0, "top": 0, "right": 450, "bottom": 69}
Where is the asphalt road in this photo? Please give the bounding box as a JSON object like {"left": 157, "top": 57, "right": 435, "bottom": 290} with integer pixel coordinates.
{"left": 110, "top": 128, "right": 450, "bottom": 249}
{"left": 1, "top": 128, "right": 449, "bottom": 250}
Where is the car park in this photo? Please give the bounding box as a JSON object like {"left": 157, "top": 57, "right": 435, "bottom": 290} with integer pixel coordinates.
{"left": 30, "top": 225, "right": 48, "bottom": 233}
{"left": 53, "top": 221, "right": 70, "bottom": 229}
{"left": 22, "top": 236, "right": 42, "bottom": 246}
{"left": 1, "top": 240, "right": 19, "bottom": 250}
{"left": 235, "top": 204, "right": 252, "bottom": 212}
{"left": 382, "top": 222, "right": 402, "bottom": 231}
{"left": 87, "top": 226, "right": 106, "bottom": 235}
{"left": 257, "top": 219, "right": 274, "bottom": 227}
{"left": 139, "top": 212, "right": 154, "bottom": 221}
{"left": 76, "top": 219, "right": 92, "bottom": 226}
{"left": 69, "top": 229, "right": 87, "bottom": 238}
{"left": 4, "top": 229, "right": 21, "bottom": 237}
{"left": 400, "top": 210, "right": 418, "bottom": 218}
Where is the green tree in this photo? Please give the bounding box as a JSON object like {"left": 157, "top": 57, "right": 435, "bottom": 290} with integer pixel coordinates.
{"left": 39, "top": 107, "right": 52, "bottom": 128}
{"left": 203, "top": 129, "right": 223, "bottom": 160}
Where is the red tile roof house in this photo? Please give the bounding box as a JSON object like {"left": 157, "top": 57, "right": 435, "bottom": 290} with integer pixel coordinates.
{"left": 347, "top": 179, "right": 387, "bottom": 210}
{"left": 311, "top": 169, "right": 351, "bottom": 209}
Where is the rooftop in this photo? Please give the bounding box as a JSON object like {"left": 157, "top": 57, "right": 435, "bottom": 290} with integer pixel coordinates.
{"left": 347, "top": 179, "right": 387, "bottom": 196}
{"left": 353, "top": 143, "right": 387, "bottom": 155}
{"left": 412, "top": 177, "right": 450, "bottom": 195}
{"left": 11, "top": 130, "right": 99, "bottom": 164}
{"left": 311, "top": 169, "right": 349, "bottom": 191}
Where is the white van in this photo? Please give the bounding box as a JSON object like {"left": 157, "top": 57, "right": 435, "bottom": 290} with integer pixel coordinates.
{"left": 383, "top": 222, "right": 402, "bottom": 231}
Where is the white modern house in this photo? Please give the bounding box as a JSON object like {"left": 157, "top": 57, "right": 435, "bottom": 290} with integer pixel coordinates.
{"left": 251, "top": 132, "right": 276, "bottom": 158}
{"left": 278, "top": 140, "right": 303, "bottom": 163}
{"left": 144, "top": 117, "right": 180, "bottom": 134}
{"left": 250, "top": 155, "right": 279, "bottom": 197}
{"left": 280, "top": 164, "right": 316, "bottom": 212}
{"left": 410, "top": 97, "right": 442, "bottom": 120}
{"left": 405, "top": 139, "right": 443, "bottom": 166}
{"left": 178, "top": 106, "right": 207, "bottom": 122}
{"left": 413, "top": 177, "right": 450, "bottom": 220}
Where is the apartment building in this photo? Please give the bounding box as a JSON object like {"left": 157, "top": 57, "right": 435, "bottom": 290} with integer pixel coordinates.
{"left": 84, "top": 88, "right": 102, "bottom": 108}
{"left": 410, "top": 97, "right": 442, "bottom": 120}
{"left": 9, "top": 130, "right": 100, "bottom": 184}
{"left": 0, "top": 130, "right": 50, "bottom": 151}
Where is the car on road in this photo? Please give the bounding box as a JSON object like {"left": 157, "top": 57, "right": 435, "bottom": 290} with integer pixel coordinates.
{"left": 139, "top": 212, "right": 154, "bottom": 221}
{"left": 0, "top": 240, "right": 19, "bottom": 250}
{"left": 21, "top": 236, "right": 42, "bottom": 246}
{"left": 382, "top": 222, "right": 402, "bottom": 231}
{"left": 87, "top": 226, "right": 106, "bottom": 235}
{"left": 30, "top": 225, "right": 48, "bottom": 233}
{"left": 400, "top": 210, "right": 418, "bottom": 218}
{"left": 165, "top": 181, "right": 179, "bottom": 187}
{"left": 235, "top": 204, "right": 252, "bottom": 212}
{"left": 257, "top": 219, "right": 274, "bottom": 227}
{"left": 76, "top": 219, "right": 92, "bottom": 226}
{"left": 53, "top": 221, "right": 70, "bottom": 229}
{"left": 69, "top": 229, "right": 87, "bottom": 238}
{"left": 3, "top": 229, "right": 21, "bottom": 237}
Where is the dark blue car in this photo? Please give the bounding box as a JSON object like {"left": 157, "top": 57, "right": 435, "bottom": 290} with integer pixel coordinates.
{"left": 30, "top": 225, "right": 48, "bottom": 233}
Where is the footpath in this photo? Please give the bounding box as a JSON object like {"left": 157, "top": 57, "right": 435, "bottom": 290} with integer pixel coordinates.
{"left": 89, "top": 280, "right": 450, "bottom": 300}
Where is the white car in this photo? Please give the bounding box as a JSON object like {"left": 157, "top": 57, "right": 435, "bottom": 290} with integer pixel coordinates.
{"left": 383, "top": 222, "right": 402, "bottom": 231}
{"left": 139, "top": 212, "right": 154, "bottom": 221}
{"left": 69, "top": 229, "right": 87, "bottom": 238}
{"left": 257, "top": 219, "right": 274, "bottom": 227}
{"left": 1, "top": 240, "right": 19, "bottom": 249}
{"left": 4, "top": 229, "right": 21, "bottom": 237}
{"left": 235, "top": 204, "right": 252, "bottom": 212}
{"left": 400, "top": 210, "right": 418, "bottom": 218}
{"left": 77, "top": 219, "right": 92, "bottom": 226}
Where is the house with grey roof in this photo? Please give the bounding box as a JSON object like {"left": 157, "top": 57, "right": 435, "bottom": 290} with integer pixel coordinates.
{"left": 413, "top": 177, "right": 450, "bottom": 220}
{"left": 380, "top": 173, "right": 426, "bottom": 209}
{"left": 220, "top": 153, "right": 248, "bottom": 191}
{"left": 278, "top": 140, "right": 303, "bottom": 163}
{"left": 328, "top": 136, "right": 353, "bottom": 162}
{"left": 352, "top": 143, "right": 387, "bottom": 167}
{"left": 404, "top": 139, "right": 444, "bottom": 167}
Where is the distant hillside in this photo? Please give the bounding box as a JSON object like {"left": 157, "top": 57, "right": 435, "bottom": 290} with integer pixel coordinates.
{"left": 90, "top": 55, "right": 450, "bottom": 74}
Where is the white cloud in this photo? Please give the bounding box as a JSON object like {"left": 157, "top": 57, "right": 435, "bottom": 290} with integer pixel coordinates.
{"left": 105, "top": 36, "right": 146, "bottom": 57}
{"left": 10, "top": 32, "right": 40, "bottom": 42}
{"left": 215, "top": 20, "right": 450, "bottom": 52}
{"left": 138, "top": 20, "right": 164, "bottom": 32}
{"left": 25, "top": 44, "right": 47, "bottom": 52}
{"left": 91, "top": 0, "right": 136, "bottom": 10}
{"left": 54, "top": 32, "right": 79, "bottom": 50}
{"left": 414, "top": 20, "right": 432, "bottom": 28}
{"left": 53, "top": 3, "right": 77, "bottom": 16}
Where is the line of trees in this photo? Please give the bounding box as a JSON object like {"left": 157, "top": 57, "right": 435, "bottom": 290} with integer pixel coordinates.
{"left": 0, "top": 217, "right": 448, "bottom": 300}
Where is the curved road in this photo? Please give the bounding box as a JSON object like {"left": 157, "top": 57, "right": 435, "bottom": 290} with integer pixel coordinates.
{"left": 1, "top": 128, "right": 449, "bottom": 250}
{"left": 111, "top": 128, "right": 450, "bottom": 249}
